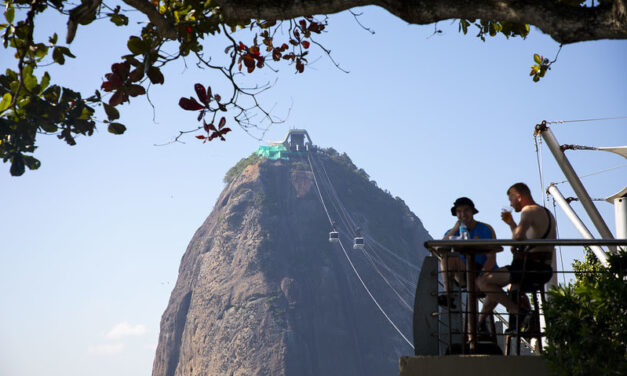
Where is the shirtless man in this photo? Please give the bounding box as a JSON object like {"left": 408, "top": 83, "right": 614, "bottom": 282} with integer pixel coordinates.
{"left": 476, "top": 182, "right": 556, "bottom": 331}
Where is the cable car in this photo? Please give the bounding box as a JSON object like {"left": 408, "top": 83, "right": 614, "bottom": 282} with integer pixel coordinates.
{"left": 353, "top": 236, "right": 364, "bottom": 249}
{"left": 329, "top": 231, "right": 339, "bottom": 243}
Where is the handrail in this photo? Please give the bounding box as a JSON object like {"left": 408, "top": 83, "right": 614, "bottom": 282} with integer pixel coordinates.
{"left": 425, "top": 239, "right": 627, "bottom": 248}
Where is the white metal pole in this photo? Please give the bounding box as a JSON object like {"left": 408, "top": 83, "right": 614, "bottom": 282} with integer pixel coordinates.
{"left": 615, "top": 196, "right": 627, "bottom": 252}
{"left": 548, "top": 184, "right": 610, "bottom": 266}
{"left": 536, "top": 122, "right": 616, "bottom": 250}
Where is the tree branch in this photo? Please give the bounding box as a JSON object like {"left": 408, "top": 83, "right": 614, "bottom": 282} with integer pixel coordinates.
{"left": 214, "top": 0, "right": 627, "bottom": 44}
{"left": 121, "top": 0, "right": 178, "bottom": 39}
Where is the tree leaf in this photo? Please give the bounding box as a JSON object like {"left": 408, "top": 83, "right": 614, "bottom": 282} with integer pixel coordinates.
{"left": 534, "top": 53, "right": 542, "bottom": 64}
{"left": 127, "top": 36, "right": 148, "bottom": 55}
{"left": 5, "top": 4, "right": 14, "bottom": 24}
{"left": 23, "top": 155, "right": 41, "bottom": 170}
{"left": 103, "top": 103, "right": 120, "bottom": 121}
{"left": 194, "top": 83, "right": 209, "bottom": 104}
{"left": 40, "top": 72, "right": 50, "bottom": 92}
{"left": 10, "top": 154, "right": 25, "bottom": 176}
{"left": 107, "top": 122, "right": 127, "bottom": 134}
{"left": 52, "top": 47, "right": 65, "bottom": 65}
{"left": 178, "top": 97, "right": 204, "bottom": 111}
{"left": 127, "top": 84, "right": 146, "bottom": 97}
{"left": 147, "top": 66, "right": 164, "bottom": 84}
{"left": 0, "top": 92, "right": 11, "bottom": 113}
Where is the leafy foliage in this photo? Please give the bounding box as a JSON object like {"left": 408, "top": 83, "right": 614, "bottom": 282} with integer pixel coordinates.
{"left": 2, "top": 0, "right": 596, "bottom": 176}
{"left": 543, "top": 249, "right": 627, "bottom": 376}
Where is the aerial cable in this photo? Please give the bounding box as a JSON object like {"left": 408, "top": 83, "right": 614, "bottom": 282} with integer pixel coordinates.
{"left": 551, "top": 163, "right": 627, "bottom": 186}
{"left": 363, "top": 246, "right": 417, "bottom": 292}
{"left": 360, "top": 246, "right": 414, "bottom": 311}
{"left": 336, "top": 237, "right": 414, "bottom": 349}
{"left": 362, "top": 245, "right": 416, "bottom": 299}
{"left": 308, "top": 154, "right": 414, "bottom": 350}
{"left": 364, "top": 235, "right": 421, "bottom": 272}
{"left": 313, "top": 153, "right": 421, "bottom": 271}
{"left": 544, "top": 115, "right": 627, "bottom": 125}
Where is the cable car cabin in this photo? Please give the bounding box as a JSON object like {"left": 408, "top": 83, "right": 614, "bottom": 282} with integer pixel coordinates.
{"left": 329, "top": 231, "right": 339, "bottom": 243}
{"left": 353, "top": 237, "right": 364, "bottom": 249}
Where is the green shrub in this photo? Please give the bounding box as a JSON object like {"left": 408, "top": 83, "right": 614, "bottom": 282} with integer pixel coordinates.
{"left": 223, "top": 152, "right": 261, "bottom": 184}
{"left": 543, "top": 250, "right": 627, "bottom": 376}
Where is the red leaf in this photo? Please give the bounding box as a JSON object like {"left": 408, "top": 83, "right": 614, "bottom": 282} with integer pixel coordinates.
{"left": 109, "top": 90, "right": 128, "bottom": 106}
{"left": 214, "top": 94, "right": 221, "bottom": 102}
{"left": 195, "top": 135, "right": 206, "bottom": 139}
{"left": 111, "top": 62, "right": 130, "bottom": 80}
{"left": 299, "top": 20, "right": 307, "bottom": 28}
{"left": 239, "top": 42, "right": 246, "bottom": 51}
{"left": 178, "top": 97, "right": 205, "bottom": 111}
{"left": 207, "top": 122, "right": 217, "bottom": 131}
{"left": 281, "top": 43, "right": 288, "bottom": 50}
{"left": 186, "top": 26, "right": 193, "bottom": 34}
{"left": 194, "top": 83, "right": 209, "bottom": 105}
{"left": 301, "top": 41, "right": 310, "bottom": 49}
{"left": 218, "top": 117, "right": 226, "bottom": 129}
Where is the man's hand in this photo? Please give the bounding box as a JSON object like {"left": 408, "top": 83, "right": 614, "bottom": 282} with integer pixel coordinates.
{"left": 501, "top": 210, "right": 516, "bottom": 228}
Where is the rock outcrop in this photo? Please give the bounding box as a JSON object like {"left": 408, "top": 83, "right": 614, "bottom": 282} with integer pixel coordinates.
{"left": 153, "top": 148, "right": 431, "bottom": 376}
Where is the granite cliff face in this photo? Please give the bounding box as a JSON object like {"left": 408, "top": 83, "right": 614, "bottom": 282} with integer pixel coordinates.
{"left": 152, "top": 148, "right": 431, "bottom": 376}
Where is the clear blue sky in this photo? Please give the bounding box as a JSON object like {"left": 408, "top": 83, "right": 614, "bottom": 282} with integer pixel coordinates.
{"left": 1, "top": 5, "right": 625, "bottom": 376}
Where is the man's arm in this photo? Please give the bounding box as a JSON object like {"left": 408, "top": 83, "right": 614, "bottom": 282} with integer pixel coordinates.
{"left": 443, "top": 220, "right": 461, "bottom": 239}
{"left": 512, "top": 210, "right": 532, "bottom": 240}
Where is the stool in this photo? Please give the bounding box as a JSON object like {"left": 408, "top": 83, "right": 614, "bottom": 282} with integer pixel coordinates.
{"left": 505, "top": 281, "right": 547, "bottom": 355}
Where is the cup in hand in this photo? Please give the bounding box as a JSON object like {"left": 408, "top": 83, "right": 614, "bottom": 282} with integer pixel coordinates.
{"left": 501, "top": 206, "right": 513, "bottom": 222}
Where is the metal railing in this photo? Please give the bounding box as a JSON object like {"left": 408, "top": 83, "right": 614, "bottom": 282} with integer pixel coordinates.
{"left": 422, "top": 238, "right": 627, "bottom": 356}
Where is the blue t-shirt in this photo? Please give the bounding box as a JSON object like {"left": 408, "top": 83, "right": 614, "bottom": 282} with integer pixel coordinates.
{"left": 445, "top": 221, "right": 498, "bottom": 268}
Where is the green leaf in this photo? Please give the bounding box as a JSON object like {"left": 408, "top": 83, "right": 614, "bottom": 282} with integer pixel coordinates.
{"left": 40, "top": 72, "right": 50, "bottom": 92}
{"left": 108, "top": 122, "right": 126, "bottom": 134}
{"left": 40, "top": 121, "right": 58, "bottom": 133}
{"left": 59, "top": 47, "right": 76, "bottom": 58}
{"left": 10, "top": 154, "right": 25, "bottom": 176}
{"left": 0, "top": 92, "right": 11, "bottom": 112}
{"left": 5, "top": 4, "right": 15, "bottom": 24}
{"left": 103, "top": 103, "right": 120, "bottom": 121}
{"left": 23, "top": 155, "right": 41, "bottom": 170}
{"left": 109, "top": 14, "right": 129, "bottom": 27}
{"left": 22, "top": 65, "right": 37, "bottom": 91}
{"left": 52, "top": 47, "right": 65, "bottom": 64}
{"left": 534, "top": 53, "right": 542, "bottom": 64}
{"left": 127, "top": 36, "right": 148, "bottom": 55}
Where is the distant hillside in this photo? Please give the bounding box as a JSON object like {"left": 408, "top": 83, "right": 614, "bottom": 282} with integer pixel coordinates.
{"left": 152, "top": 147, "right": 432, "bottom": 376}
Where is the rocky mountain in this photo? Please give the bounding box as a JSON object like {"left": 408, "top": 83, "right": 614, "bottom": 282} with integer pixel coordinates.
{"left": 152, "top": 145, "right": 432, "bottom": 376}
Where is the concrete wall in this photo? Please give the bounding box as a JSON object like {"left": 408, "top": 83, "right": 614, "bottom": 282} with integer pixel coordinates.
{"left": 400, "top": 355, "right": 551, "bottom": 376}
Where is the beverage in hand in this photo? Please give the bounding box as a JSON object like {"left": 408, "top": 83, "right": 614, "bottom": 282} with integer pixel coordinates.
{"left": 501, "top": 207, "right": 513, "bottom": 222}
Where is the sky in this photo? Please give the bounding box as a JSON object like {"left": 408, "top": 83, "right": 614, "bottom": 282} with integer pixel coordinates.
{"left": 1, "top": 4, "right": 626, "bottom": 376}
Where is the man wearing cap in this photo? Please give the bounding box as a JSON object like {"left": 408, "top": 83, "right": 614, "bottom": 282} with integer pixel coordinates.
{"left": 439, "top": 197, "right": 498, "bottom": 308}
